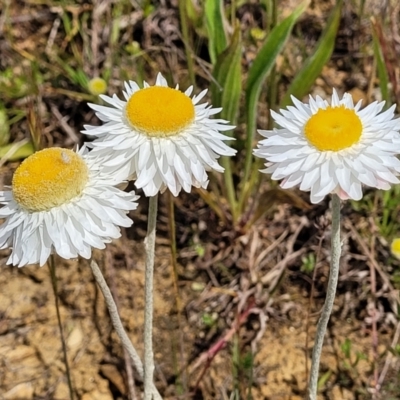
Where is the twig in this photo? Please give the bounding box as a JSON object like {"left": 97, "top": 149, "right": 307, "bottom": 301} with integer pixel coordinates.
{"left": 378, "top": 321, "right": 400, "bottom": 388}
{"left": 48, "top": 255, "right": 75, "bottom": 400}
{"left": 45, "top": 17, "right": 60, "bottom": 54}
{"left": 260, "top": 217, "right": 309, "bottom": 287}
{"left": 50, "top": 105, "right": 80, "bottom": 143}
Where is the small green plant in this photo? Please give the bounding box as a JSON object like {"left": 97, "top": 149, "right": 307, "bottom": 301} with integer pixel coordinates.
{"left": 352, "top": 186, "right": 400, "bottom": 238}
{"left": 339, "top": 338, "right": 368, "bottom": 388}
{"left": 175, "top": 0, "right": 345, "bottom": 226}
{"left": 301, "top": 253, "right": 316, "bottom": 274}
{"left": 201, "top": 312, "right": 218, "bottom": 328}
{"left": 195, "top": 243, "right": 206, "bottom": 257}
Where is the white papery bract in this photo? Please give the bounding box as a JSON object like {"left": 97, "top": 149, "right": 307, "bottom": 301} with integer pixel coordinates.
{"left": 0, "top": 147, "right": 138, "bottom": 267}
{"left": 254, "top": 90, "right": 400, "bottom": 203}
{"left": 82, "top": 73, "right": 236, "bottom": 197}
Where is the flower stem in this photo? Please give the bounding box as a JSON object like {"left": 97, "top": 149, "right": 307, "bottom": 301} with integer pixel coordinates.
{"left": 308, "top": 194, "right": 341, "bottom": 399}
{"left": 48, "top": 255, "right": 74, "bottom": 400}
{"left": 89, "top": 259, "right": 162, "bottom": 400}
{"left": 144, "top": 194, "right": 158, "bottom": 399}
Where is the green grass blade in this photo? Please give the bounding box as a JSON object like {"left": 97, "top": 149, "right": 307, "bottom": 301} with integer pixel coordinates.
{"left": 281, "top": 0, "right": 343, "bottom": 107}
{"left": 242, "top": 0, "right": 309, "bottom": 194}
{"left": 212, "top": 26, "right": 242, "bottom": 126}
{"left": 371, "top": 17, "right": 390, "bottom": 107}
{"left": 0, "top": 140, "right": 34, "bottom": 161}
{"left": 211, "top": 26, "right": 242, "bottom": 221}
{"left": 0, "top": 108, "right": 10, "bottom": 146}
{"left": 178, "top": 0, "right": 196, "bottom": 85}
{"left": 205, "top": 0, "right": 228, "bottom": 64}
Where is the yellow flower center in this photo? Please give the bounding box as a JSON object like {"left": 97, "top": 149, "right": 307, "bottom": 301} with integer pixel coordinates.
{"left": 304, "top": 105, "right": 363, "bottom": 151}
{"left": 391, "top": 238, "right": 400, "bottom": 259}
{"left": 125, "top": 86, "right": 195, "bottom": 137}
{"left": 12, "top": 148, "right": 89, "bottom": 212}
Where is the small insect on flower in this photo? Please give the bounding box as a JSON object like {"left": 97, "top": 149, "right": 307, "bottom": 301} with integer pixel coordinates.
{"left": 82, "top": 73, "right": 236, "bottom": 197}
{"left": 0, "top": 147, "right": 139, "bottom": 267}
{"left": 254, "top": 90, "right": 400, "bottom": 204}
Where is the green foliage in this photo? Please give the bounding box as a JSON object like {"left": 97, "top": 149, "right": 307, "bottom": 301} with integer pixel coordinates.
{"left": 352, "top": 187, "right": 400, "bottom": 239}
{"left": 391, "top": 270, "right": 400, "bottom": 290}
{"left": 210, "top": 25, "right": 242, "bottom": 221}
{"left": 241, "top": 0, "right": 309, "bottom": 197}
{"left": 195, "top": 243, "right": 205, "bottom": 257}
{"left": 281, "top": 0, "right": 343, "bottom": 107}
{"left": 371, "top": 19, "right": 391, "bottom": 107}
{"left": 205, "top": 0, "right": 228, "bottom": 64}
{"left": 390, "top": 344, "right": 400, "bottom": 357}
{"left": 380, "top": 187, "right": 400, "bottom": 237}
{"left": 211, "top": 26, "right": 242, "bottom": 126}
{"left": 53, "top": 56, "right": 89, "bottom": 89}
{"left": 0, "top": 66, "right": 42, "bottom": 100}
{"left": 0, "top": 108, "right": 10, "bottom": 147}
{"left": 201, "top": 312, "right": 218, "bottom": 327}
{"left": 317, "top": 369, "right": 332, "bottom": 390}
{"left": 341, "top": 338, "right": 352, "bottom": 359}
{"left": 0, "top": 63, "right": 42, "bottom": 154}
{"left": 0, "top": 141, "right": 35, "bottom": 161}
{"left": 341, "top": 338, "right": 367, "bottom": 369}
{"left": 301, "top": 253, "right": 316, "bottom": 274}
{"left": 202, "top": 0, "right": 311, "bottom": 222}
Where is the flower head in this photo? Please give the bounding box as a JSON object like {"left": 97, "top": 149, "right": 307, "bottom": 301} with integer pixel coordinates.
{"left": 391, "top": 238, "right": 400, "bottom": 260}
{"left": 254, "top": 90, "right": 400, "bottom": 203}
{"left": 82, "top": 73, "right": 236, "bottom": 196}
{"left": 88, "top": 77, "right": 107, "bottom": 96}
{"left": 0, "top": 147, "right": 138, "bottom": 267}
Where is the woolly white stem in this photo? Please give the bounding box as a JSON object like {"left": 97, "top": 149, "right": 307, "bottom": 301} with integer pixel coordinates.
{"left": 89, "top": 259, "right": 162, "bottom": 400}
{"left": 308, "top": 194, "right": 341, "bottom": 400}
{"left": 144, "top": 195, "right": 158, "bottom": 399}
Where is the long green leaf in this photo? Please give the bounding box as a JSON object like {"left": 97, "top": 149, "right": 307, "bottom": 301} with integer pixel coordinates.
{"left": 211, "top": 26, "right": 242, "bottom": 221}
{"left": 281, "top": 0, "right": 343, "bottom": 107}
{"left": 212, "top": 26, "right": 242, "bottom": 126}
{"left": 205, "top": 0, "right": 228, "bottom": 64}
{"left": 0, "top": 140, "right": 34, "bottom": 161}
{"left": 242, "top": 0, "right": 309, "bottom": 191}
{"left": 371, "top": 18, "right": 390, "bottom": 107}
{"left": 0, "top": 108, "right": 10, "bottom": 146}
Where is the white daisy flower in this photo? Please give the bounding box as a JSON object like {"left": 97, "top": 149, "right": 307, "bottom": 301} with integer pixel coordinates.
{"left": 254, "top": 90, "right": 400, "bottom": 204}
{"left": 0, "top": 147, "right": 139, "bottom": 267}
{"left": 82, "top": 73, "right": 236, "bottom": 196}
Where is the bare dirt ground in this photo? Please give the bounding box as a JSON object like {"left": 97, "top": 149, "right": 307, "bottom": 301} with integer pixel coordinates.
{"left": 1, "top": 196, "right": 399, "bottom": 399}
{"left": 1, "top": 1, "right": 400, "bottom": 399}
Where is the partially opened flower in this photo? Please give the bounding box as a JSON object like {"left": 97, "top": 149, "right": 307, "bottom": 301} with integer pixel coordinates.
{"left": 0, "top": 147, "right": 138, "bottom": 267}
{"left": 82, "top": 73, "right": 236, "bottom": 196}
{"left": 254, "top": 90, "right": 400, "bottom": 203}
